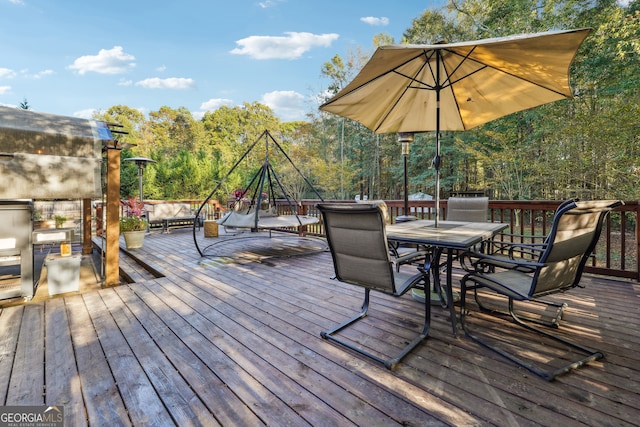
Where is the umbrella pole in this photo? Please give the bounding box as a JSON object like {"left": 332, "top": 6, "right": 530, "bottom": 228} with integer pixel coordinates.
{"left": 403, "top": 151, "right": 409, "bottom": 216}
{"left": 434, "top": 52, "right": 442, "bottom": 227}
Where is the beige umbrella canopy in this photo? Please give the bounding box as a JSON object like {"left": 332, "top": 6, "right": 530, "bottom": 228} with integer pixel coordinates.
{"left": 320, "top": 28, "right": 591, "bottom": 225}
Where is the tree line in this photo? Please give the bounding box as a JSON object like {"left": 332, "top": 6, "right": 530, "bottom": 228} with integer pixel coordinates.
{"left": 94, "top": 0, "right": 639, "bottom": 204}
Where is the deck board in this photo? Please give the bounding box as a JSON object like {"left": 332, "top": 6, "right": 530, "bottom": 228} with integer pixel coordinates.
{"left": 82, "top": 290, "right": 172, "bottom": 426}
{"left": 0, "top": 228, "right": 638, "bottom": 426}
{"left": 115, "top": 284, "right": 263, "bottom": 426}
{"left": 0, "top": 305, "right": 22, "bottom": 404}
{"left": 99, "top": 288, "right": 215, "bottom": 426}
{"left": 7, "top": 304, "right": 44, "bottom": 405}
{"left": 45, "top": 298, "right": 86, "bottom": 427}
{"left": 65, "top": 294, "right": 130, "bottom": 425}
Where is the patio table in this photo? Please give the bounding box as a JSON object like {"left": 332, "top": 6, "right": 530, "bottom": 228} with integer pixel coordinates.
{"left": 386, "top": 220, "right": 508, "bottom": 335}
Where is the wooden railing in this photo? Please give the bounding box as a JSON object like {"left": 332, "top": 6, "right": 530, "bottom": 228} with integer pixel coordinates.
{"left": 276, "top": 199, "right": 639, "bottom": 281}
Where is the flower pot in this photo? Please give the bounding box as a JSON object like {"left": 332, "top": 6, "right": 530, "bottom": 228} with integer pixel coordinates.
{"left": 122, "top": 230, "right": 146, "bottom": 249}
{"left": 33, "top": 220, "right": 50, "bottom": 229}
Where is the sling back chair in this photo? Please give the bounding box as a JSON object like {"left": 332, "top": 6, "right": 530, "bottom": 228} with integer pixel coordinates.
{"left": 446, "top": 197, "right": 489, "bottom": 222}
{"left": 488, "top": 198, "right": 577, "bottom": 264}
{"left": 317, "top": 202, "right": 431, "bottom": 369}
{"left": 480, "top": 198, "right": 584, "bottom": 327}
{"left": 357, "top": 199, "right": 428, "bottom": 271}
{"left": 416, "top": 196, "right": 490, "bottom": 307}
{"left": 459, "top": 200, "right": 623, "bottom": 380}
{"left": 443, "top": 195, "right": 490, "bottom": 258}
{"left": 446, "top": 196, "right": 490, "bottom": 254}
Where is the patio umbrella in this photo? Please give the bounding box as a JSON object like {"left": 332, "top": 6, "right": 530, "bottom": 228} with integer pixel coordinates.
{"left": 319, "top": 28, "right": 591, "bottom": 226}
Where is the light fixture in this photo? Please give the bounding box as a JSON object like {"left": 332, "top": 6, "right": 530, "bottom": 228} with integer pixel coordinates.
{"left": 396, "top": 133, "right": 416, "bottom": 222}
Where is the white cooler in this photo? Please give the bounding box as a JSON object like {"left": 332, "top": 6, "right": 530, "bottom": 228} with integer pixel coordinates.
{"left": 45, "top": 254, "right": 81, "bottom": 296}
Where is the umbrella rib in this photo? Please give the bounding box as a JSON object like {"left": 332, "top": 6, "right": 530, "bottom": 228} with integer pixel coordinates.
{"left": 391, "top": 49, "right": 441, "bottom": 90}
{"left": 392, "top": 48, "right": 487, "bottom": 92}
{"left": 321, "top": 50, "right": 435, "bottom": 106}
{"left": 444, "top": 47, "right": 571, "bottom": 97}
{"left": 372, "top": 58, "right": 433, "bottom": 133}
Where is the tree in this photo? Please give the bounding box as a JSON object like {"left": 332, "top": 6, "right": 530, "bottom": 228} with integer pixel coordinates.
{"left": 200, "top": 102, "right": 285, "bottom": 202}
{"left": 402, "top": 7, "right": 474, "bottom": 43}
{"left": 147, "top": 106, "right": 205, "bottom": 157}
{"left": 93, "top": 106, "right": 149, "bottom": 198}
{"left": 93, "top": 105, "right": 147, "bottom": 149}
{"left": 318, "top": 47, "right": 382, "bottom": 200}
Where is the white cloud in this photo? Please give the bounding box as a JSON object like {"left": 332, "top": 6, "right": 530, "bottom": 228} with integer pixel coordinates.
{"left": 68, "top": 46, "right": 136, "bottom": 75}
{"left": 315, "top": 89, "right": 335, "bottom": 105}
{"left": 1, "top": 68, "right": 54, "bottom": 79}
{"left": 258, "top": 0, "right": 284, "bottom": 8}
{"left": 135, "top": 77, "right": 195, "bottom": 89}
{"left": 231, "top": 32, "right": 339, "bottom": 60}
{"left": 360, "top": 16, "right": 389, "bottom": 26}
{"left": 0, "top": 86, "right": 12, "bottom": 95}
{"left": 9, "top": 0, "right": 25, "bottom": 5}
{"left": 73, "top": 109, "right": 96, "bottom": 119}
{"left": 200, "top": 98, "right": 234, "bottom": 111}
{"left": 156, "top": 65, "right": 167, "bottom": 72}
{"left": 0, "top": 68, "right": 17, "bottom": 79}
{"left": 118, "top": 79, "right": 133, "bottom": 86}
{"left": 261, "top": 90, "right": 306, "bottom": 121}
{"left": 32, "top": 69, "right": 54, "bottom": 79}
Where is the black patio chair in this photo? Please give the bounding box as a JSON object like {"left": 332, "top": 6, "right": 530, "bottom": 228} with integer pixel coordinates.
{"left": 458, "top": 199, "right": 623, "bottom": 380}
{"left": 316, "top": 202, "right": 431, "bottom": 369}
{"left": 357, "top": 199, "right": 429, "bottom": 271}
{"left": 479, "top": 198, "right": 584, "bottom": 327}
{"left": 446, "top": 196, "right": 489, "bottom": 222}
{"left": 487, "top": 198, "right": 577, "bottom": 262}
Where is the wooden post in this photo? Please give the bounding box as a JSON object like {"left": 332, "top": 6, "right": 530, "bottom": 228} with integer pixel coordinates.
{"left": 82, "top": 198, "right": 92, "bottom": 255}
{"left": 105, "top": 147, "right": 121, "bottom": 286}
{"left": 298, "top": 203, "right": 307, "bottom": 237}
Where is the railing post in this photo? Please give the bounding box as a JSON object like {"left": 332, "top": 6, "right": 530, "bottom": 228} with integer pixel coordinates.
{"left": 299, "top": 203, "right": 308, "bottom": 237}
{"left": 636, "top": 203, "right": 640, "bottom": 281}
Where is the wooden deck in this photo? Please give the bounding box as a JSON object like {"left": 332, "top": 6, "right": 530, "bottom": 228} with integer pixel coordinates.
{"left": 1, "top": 227, "right": 639, "bottom": 426}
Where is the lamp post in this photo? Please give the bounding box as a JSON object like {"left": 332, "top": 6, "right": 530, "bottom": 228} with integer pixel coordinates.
{"left": 124, "top": 157, "right": 156, "bottom": 204}
{"left": 396, "top": 132, "right": 416, "bottom": 223}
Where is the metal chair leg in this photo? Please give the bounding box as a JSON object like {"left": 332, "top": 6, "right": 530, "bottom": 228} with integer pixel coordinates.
{"left": 460, "top": 279, "right": 603, "bottom": 381}
{"left": 473, "top": 289, "right": 567, "bottom": 328}
{"left": 321, "top": 281, "right": 431, "bottom": 370}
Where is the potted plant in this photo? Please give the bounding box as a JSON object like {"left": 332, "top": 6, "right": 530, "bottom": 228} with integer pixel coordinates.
{"left": 120, "top": 197, "right": 148, "bottom": 249}
{"left": 33, "top": 210, "right": 47, "bottom": 229}
{"left": 54, "top": 215, "right": 67, "bottom": 228}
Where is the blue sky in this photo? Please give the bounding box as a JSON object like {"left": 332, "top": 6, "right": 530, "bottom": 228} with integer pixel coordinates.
{"left": 0, "top": 0, "right": 444, "bottom": 122}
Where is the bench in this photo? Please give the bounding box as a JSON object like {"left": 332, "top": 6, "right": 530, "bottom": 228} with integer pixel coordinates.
{"left": 146, "top": 202, "right": 200, "bottom": 233}
{"left": 162, "top": 215, "right": 199, "bottom": 233}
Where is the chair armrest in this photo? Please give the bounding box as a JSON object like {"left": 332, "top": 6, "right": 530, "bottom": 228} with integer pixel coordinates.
{"left": 506, "top": 242, "right": 546, "bottom": 259}
{"left": 459, "top": 250, "right": 544, "bottom": 274}
{"left": 489, "top": 238, "right": 547, "bottom": 260}
{"left": 392, "top": 249, "right": 429, "bottom": 265}
{"left": 493, "top": 232, "right": 546, "bottom": 241}
{"left": 490, "top": 232, "right": 546, "bottom": 251}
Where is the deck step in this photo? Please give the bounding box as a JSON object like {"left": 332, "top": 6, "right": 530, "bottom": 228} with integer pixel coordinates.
{"left": 92, "top": 237, "right": 165, "bottom": 283}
